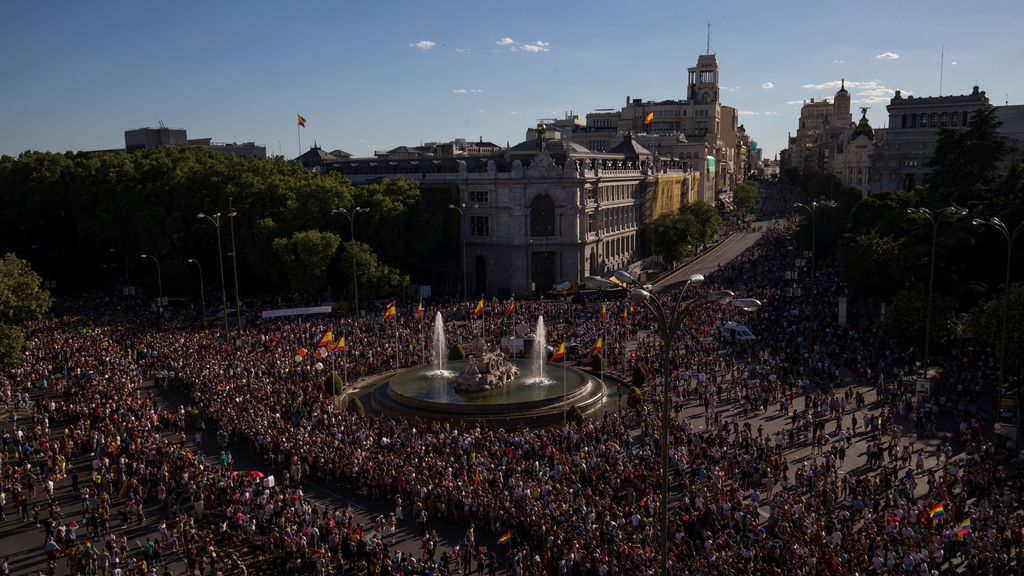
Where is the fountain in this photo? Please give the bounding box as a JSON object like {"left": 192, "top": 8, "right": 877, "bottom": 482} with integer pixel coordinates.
{"left": 430, "top": 312, "right": 454, "bottom": 377}
{"left": 372, "top": 316, "right": 606, "bottom": 428}
{"left": 527, "top": 316, "right": 555, "bottom": 385}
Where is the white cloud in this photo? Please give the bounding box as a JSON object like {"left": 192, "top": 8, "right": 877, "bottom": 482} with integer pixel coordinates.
{"left": 496, "top": 37, "right": 515, "bottom": 46}
{"left": 951, "top": 60, "right": 959, "bottom": 66}
{"left": 470, "top": 89, "right": 484, "bottom": 93}
{"left": 761, "top": 81, "right": 775, "bottom": 90}
{"left": 452, "top": 88, "right": 484, "bottom": 94}
{"left": 874, "top": 52, "right": 900, "bottom": 60}
{"left": 738, "top": 111, "right": 779, "bottom": 116}
{"left": 452, "top": 89, "right": 467, "bottom": 94}
{"left": 414, "top": 40, "right": 436, "bottom": 50}
{"left": 832, "top": 59, "right": 845, "bottom": 64}
{"left": 786, "top": 100, "right": 805, "bottom": 105}
{"left": 765, "top": 111, "right": 778, "bottom": 116}
{"left": 520, "top": 41, "right": 551, "bottom": 53}
{"left": 455, "top": 48, "right": 472, "bottom": 55}
{"left": 802, "top": 79, "right": 910, "bottom": 104}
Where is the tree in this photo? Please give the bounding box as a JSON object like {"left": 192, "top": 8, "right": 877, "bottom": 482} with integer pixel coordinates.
{"left": 837, "top": 233, "right": 904, "bottom": 300}
{"left": 965, "top": 283, "right": 1024, "bottom": 374}
{"left": 927, "top": 104, "right": 1010, "bottom": 204}
{"left": 0, "top": 254, "right": 53, "bottom": 368}
{"left": 326, "top": 372, "right": 345, "bottom": 395}
{"left": 346, "top": 396, "right": 365, "bottom": 416}
{"left": 627, "top": 386, "right": 645, "bottom": 410}
{"left": 878, "top": 286, "right": 957, "bottom": 348}
{"left": 680, "top": 201, "right": 723, "bottom": 248}
{"left": 449, "top": 342, "right": 467, "bottom": 361}
{"left": 566, "top": 405, "right": 584, "bottom": 426}
{"left": 650, "top": 211, "right": 696, "bottom": 265}
{"left": 272, "top": 230, "right": 341, "bottom": 295}
{"left": 589, "top": 352, "right": 604, "bottom": 373}
{"left": 732, "top": 181, "right": 760, "bottom": 216}
{"left": 631, "top": 365, "right": 647, "bottom": 388}
{"left": 339, "top": 241, "right": 409, "bottom": 300}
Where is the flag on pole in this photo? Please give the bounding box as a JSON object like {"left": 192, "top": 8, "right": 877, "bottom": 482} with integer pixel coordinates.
{"left": 591, "top": 336, "right": 603, "bottom": 355}
{"left": 329, "top": 336, "right": 346, "bottom": 353}
{"left": 383, "top": 300, "right": 397, "bottom": 320}
{"left": 318, "top": 331, "right": 334, "bottom": 348}
{"left": 416, "top": 300, "right": 424, "bottom": 320}
{"left": 929, "top": 503, "right": 944, "bottom": 520}
{"left": 504, "top": 297, "right": 515, "bottom": 317}
{"left": 549, "top": 342, "right": 566, "bottom": 362}
{"left": 600, "top": 304, "right": 607, "bottom": 322}
{"left": 472, "top": 297, "right": 485, "bottom": 318}
{"left": 474, "top": 468, "right": 480, "bottom": 485}
{"left": 622, "top": 305, "right": 628, "bottom": 320}
{"left": 497, "top": 530, "right": 512, "bottom": 544}
{"left": 644, "top": 111, "right": 654, "bottom": 125}
{"left": 957, "top": 518, "right": 972, "bottom": 538}
{"left": 297, "top": 113, "right": 307, "bottom": 127}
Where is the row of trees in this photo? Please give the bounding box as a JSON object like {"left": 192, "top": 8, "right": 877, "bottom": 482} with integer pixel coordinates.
{"left": 0, "top": 254, "right": 52, "bottom": 367}
{"left": 649, "top": 201, "right": 723, "bottom": 266}
{"left": 0, "top": 146, "right": 462, "bottom": 301}
{"left": 793, "top": 105, "right": 1024, "bottom": 370}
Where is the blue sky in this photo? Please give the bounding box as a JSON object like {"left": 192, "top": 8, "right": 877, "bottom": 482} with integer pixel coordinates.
{"left": 2, "top": 0, "right": 1022, "bottom": 160}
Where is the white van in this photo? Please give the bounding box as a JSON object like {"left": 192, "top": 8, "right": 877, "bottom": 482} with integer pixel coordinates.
{"left": 722, "top": 321, "right": 757, "bottom": 342}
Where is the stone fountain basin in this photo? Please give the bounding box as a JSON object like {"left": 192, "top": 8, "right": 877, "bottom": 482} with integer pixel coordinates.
{"left": 383, "top": 359, "right": 593, "bottom": 416}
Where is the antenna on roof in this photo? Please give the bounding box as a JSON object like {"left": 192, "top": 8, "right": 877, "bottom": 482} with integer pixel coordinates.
{"left": 939, "top": 44, "right": 944, "bottom": 97}
{"left": 706, "top": 22, "right": 711, "bottom": 54}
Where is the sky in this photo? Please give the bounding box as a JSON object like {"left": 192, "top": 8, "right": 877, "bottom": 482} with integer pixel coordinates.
{"left": 2, "top": 0, "right": 1023, "bottom": 161}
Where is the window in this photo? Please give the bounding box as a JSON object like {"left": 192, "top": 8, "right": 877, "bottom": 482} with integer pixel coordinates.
{"left": 940, "top": 112, "right": 948, "bottom": 127}
{"left": 530, "top": 194, "right": 555, "bottom": 237}
{"left": 468, "top": 190, "right": 489, "bottom": 203}
{"left": 470, "top": 215, "right": 490, "bottom": 237}
{"left": 911, "top": 114, "right": 917, "bottom": 128}
{"left": 950, "top": 112, "right": 959, "bottom": 127}
{"left": 962, "top": 111, "right": 969, "bottom": 126}
{"left": 920, "top": 113, "right": 927, "bottom": 127}
{"left": 930, "top": 113, "right": 938, "bottom": 127}
{"left": 901, "top": 114, "right": 907, "bottom": 129}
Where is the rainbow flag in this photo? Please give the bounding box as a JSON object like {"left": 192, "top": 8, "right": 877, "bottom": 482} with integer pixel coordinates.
{"left": 957, "top": 518, "right": 972, "bottom": 538}
{"left": 497, "top": 530, "right": 512, "bottom": 545}
{"left": 929, "top": 503, "right": 944, "bottom": 519}
{"left": 599, "top": 304, "right": 607, "bottom": 322}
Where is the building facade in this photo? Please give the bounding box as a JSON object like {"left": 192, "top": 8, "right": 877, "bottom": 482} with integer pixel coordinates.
{"left": 318, "top": 132, "right": 694, "bottom": 296}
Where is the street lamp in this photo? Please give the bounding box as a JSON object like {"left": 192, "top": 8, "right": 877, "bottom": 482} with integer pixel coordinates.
{"left": 907, "top": 206, "right": 967, "bottom": 367}
{"left": 448, "top": 203, "right": 469, "bottom": 303}
{"left": 197, "top": 212, "right": 230, "bottom": 334}
{"left": 334, "top": 206, "right": 369, "bottom": 316}
{"left": 139, "top": 254, "right": 162, "bottom": 329}
{"left": 972, "top": 216, "right": 1024, "bottom": 394}
{"left": 613, "top": 269, "right": 760, "bottom": 576}
{"left": 187, "top": 259, "right": 207, "bottom": 329}
{"left": 228, "top": 198, "right": 242, "bottom": 334}
{"left": 793, "top": 200, "right": 836, "bottom": 334}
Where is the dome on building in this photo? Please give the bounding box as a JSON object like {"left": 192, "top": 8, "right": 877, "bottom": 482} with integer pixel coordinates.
{"left": 836, "top": 78, "right": 848, "bottom": 96}
{"left": 850, "top": 107, "right": 874, "bottom": 141}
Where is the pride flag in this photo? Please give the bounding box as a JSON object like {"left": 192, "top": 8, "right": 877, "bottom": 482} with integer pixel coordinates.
{"left": 929, "top": 503, "right": 944, "bottom": 520}
{"left": 497, "top": 530, "right": 512, "bottom": 544}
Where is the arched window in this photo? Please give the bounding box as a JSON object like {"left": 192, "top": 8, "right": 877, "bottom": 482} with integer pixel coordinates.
{"left": 530, "top": 194, "right": 555, "bottom": 237}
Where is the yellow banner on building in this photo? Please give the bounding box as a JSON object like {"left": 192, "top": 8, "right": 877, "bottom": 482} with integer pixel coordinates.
{"left": 689, "top": 173, "right": 701, "bottom": 204}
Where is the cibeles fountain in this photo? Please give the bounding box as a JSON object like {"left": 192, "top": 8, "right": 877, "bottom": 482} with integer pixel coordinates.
{"left": 373, "top": 315, "right": 606, "bottom": 428}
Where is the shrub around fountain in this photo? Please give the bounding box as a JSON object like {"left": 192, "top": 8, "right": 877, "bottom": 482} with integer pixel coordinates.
{"left": 632, "top": 365, "right": 647, "bottom": 388}
{"left": 627, "top": 386, "right": 644, "bottom": 410}
{"left": 589, "top": 352, "right": 604, "bottom": 373}
{"left": 346, "top": 396, "right": 365, "bottom": 416}
{"left": 449, "top": 342, "right": 466, "bottom": 361}
{"left": 566, "top": 405, "right": 584, "bottom": 426}
{"left": 326, "top": 372, "right": 344, "bottom": 395}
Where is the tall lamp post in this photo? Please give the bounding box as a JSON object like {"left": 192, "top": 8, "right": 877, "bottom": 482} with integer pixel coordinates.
{"left": 972, "top": 216, "right": 1024, "bottom": 395}
{"left": 334, "top": 206, "right": 369, "bottom": 316}
{"left": 187, "top": 259, "right": 207, "bottom": 329}
{"left": 448, "top": 203, "right": 469, "bottom": 303}
{"left": 139, "top": 254, "right": 162, "bottom": 329}
{"left": 794, "top": 200, "right": 835, "bottom": 334}
{"left": 907, "top": 206, "right": 967, "bottom": 367}
{"left": 228, "top": 198, "right": 242, "bottom": 334}
{"left": 197, "top": 212, "right": 230, "bottom": 335}
{"left": 613, "top": 269, "right": 761, "bottom": 576}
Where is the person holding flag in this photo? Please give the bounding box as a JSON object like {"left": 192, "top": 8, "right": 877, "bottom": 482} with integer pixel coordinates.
{"left": 600, "top": 304, "right": 607, "bottom": 322}
{"left": 383, "top": 300, "right": 397, "bottom": 320}
{"left": 416, "top": 300, "right": 424, "bottom": 320}
{"left": 472, "top": 297, "right": 485, "bottom": 318}
{"left": 504, "top": 296, "right": 515, "bottom": 317}
{"left": 590, "top": 336, "right": 603, "bottom": 357}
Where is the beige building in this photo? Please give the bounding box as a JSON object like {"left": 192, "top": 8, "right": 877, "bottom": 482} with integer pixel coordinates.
{"left": 317, "top": 131, "right": 695, "bottom": 296}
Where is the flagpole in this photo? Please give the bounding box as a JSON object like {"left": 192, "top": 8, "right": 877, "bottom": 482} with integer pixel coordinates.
{"left": 297, "top": 122, "right": 302, "bottom": 158}
{"left": 563, "top": 352, "right": 568, "bottom": 427}
{"left": 343, "top": 344, "right": 348, "bottom": 392}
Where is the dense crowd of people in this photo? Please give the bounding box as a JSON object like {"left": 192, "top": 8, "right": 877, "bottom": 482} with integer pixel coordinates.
{"left": 2, "top": 199, "right": 1023, "bottom": 575}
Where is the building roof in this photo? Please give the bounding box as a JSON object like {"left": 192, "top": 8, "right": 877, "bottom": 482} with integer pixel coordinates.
{"left": 295, "top": 146, "right": 339, "bottom": 167}
{"left": 607, "top": 133, "right": 653, "bottom": 158}
{"left": 329, "top": 149, "right": 352, "bottom": 159}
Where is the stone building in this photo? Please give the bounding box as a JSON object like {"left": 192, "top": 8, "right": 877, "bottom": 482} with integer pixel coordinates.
{"left": 316, "top": 130, "right": 694, "bottom": 296}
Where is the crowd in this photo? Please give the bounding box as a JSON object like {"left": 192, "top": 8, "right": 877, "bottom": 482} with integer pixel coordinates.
{"left": 2, "top": 198, "right": 1023, "bottom": 575}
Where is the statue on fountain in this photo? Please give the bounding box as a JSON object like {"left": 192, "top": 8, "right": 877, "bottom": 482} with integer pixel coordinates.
{"left": 453, "top": 339, "right": 519, "bottom": 391}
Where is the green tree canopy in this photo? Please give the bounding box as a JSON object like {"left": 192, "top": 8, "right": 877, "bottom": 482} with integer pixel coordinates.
{"left": 927, "top": 104, "right": 1010, "bottom": 205}
{"left": 339, "top": 241, "right": 410, "bottom": 300}
{"left": 965, "top": 282, "right": 1024, "bottom": 375}
{"left": 837, "top": 233, "right": 905, "bottom": 300}
{"left": 0, "top": 253, "right": 53, "bottom": 367}
{"left": 732, "top": 181, "right": 760, "bottom": 216}
{"left": 272, "top": 230, "right": 341, "bottom": 295}
{"left": 878, "top": 286, "right": 957, "bottom": 349}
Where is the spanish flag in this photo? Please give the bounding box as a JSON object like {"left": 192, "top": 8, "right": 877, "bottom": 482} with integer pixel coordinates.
{"left": 416, "top": 300, "right": 424, "bottom": 320}
{"left": 600, "top": 304, "right": 607, "bottom": 322}
{"left": 504, "top": 297, "right": 515, "bottom": 317}
{"left": 591, "top": 336, "right": 603, "bottom": 354}
{"left": 318, "top": 331, "right": 334, "bottom": 348}
{"left": 549, "top": 342, "right": 566, "bottom": 362}
{"left": 644, "top": 111, "right": 654, "bottom": 125}
{"left": 383, "top": 300, "right": 397, "bottom": 320}
{"left": 472, "top": 297, "right": 485, "bottom": 318}
{"left": 297, "top": 113, "right": 307, "bottom": 127}
{"left": 329, "top": 336, "right": 346, "bottom": 353}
